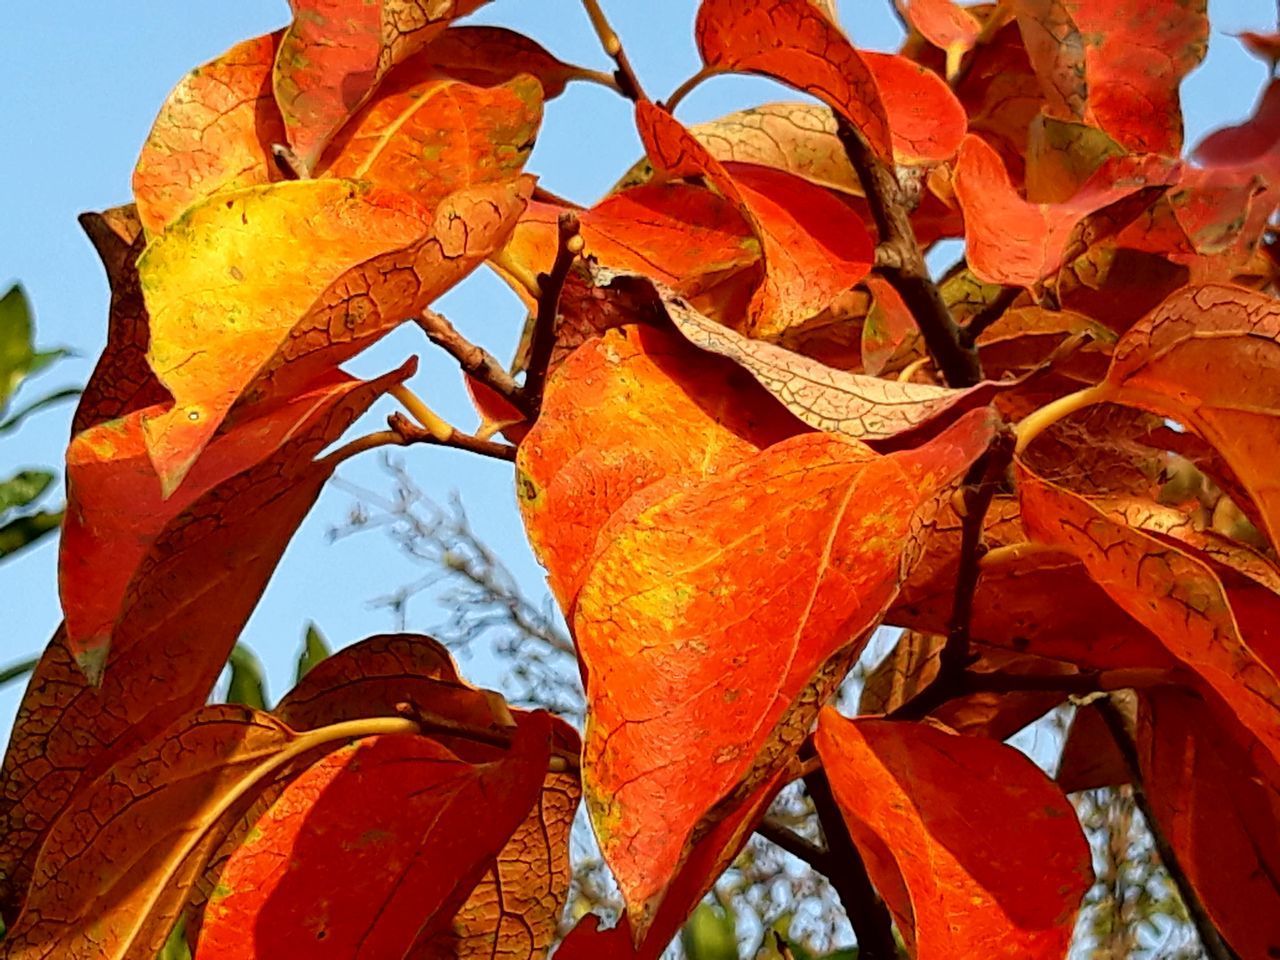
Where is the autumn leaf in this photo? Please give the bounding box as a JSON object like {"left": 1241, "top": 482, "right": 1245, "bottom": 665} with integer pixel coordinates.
{"left": 517, "top": 324, "right": 802, "bottom": 609}
{"left": 0, "top": 368, "right": 407, "bottom": 914}
{"left": 656, "top": 284, "right": 1014, "bottom": 448}
{"left": 693, "top": 0, "right": 894, "bottom": 163}
{"left": 138, "top": 176, "right": 529, "bottom": 493}
{"left": 273, "top": 0, "right": 491, "bottom": 172}
{"left": 73, "top": 206, "right": 169, "bottom": 435}
{"left": 954, "top": 134, "right": 1176, "bottom": 288}
{"left": 316, "top": 70, "right": 543, "bottom": 206}
{"left": 860, "top": 275, "right": 918, "bottom": 377}
{"left": 898, "top": 0, "right": 983, "bottom": 71}
{"left": 636, "top": 102, "right": 874, "bottom": 339}
{"left": 1, "top": 705, "right": 418, "bottom": 960}
{"left": 573, "top": 409, "right": 997, "bottom": 935}
{"left": 196, "top": 713, "right": 553, "bottom": 959}
{"left": 1016, "top": 460, "right": 1280, "bottom": 770}
{"left": 419, "top": 26, "right": 592, "bottom": 98}
{"left": 862, "top": 51, "right": 967, "bottom": 165}
{"left": 815, "top": 709, "right": 1092, "bottom": 958}
{"left": 132, "top": 31, "right": 287, "bottom": 236}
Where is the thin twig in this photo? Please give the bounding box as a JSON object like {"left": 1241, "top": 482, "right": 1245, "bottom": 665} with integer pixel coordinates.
{"left": 1095, "top": 697, "right": 1240, "bottom": 960}
{"left": 958, "top": 285, "right": 1021, "bottom": 347}
{"left": 578, "top": 0, "right": 648, "bottom": 101}
{"left": 415, "top": 311, "right": 530, "bottom": 417}
{"left": 835, "top": 117, "right": 982, "bottom": 387}
{"left": 804, "top": 767, "right": 900, "bottom": 960}
{"left": 394, "top": 700, "right": 581, "bottom": 771}
{"left": 388, "top": 412, "right": 518, "bottom": 462}
{"left": 757, "top": 817, "right": 830, "bottom": 871}
{"left": 518, "top": 213, "right": 581, "bottom": 415}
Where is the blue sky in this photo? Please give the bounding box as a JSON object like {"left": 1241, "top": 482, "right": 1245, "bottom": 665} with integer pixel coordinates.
{"left": 1, "top": 0, "right": 1275, "bottom": 732}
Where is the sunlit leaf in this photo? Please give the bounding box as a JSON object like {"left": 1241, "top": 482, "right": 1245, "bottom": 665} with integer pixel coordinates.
{"left": 294, "top": 622, "right": 330, "bottom": 682}
{"left": 226, "top": 645, "right": 268, "bottom": 710}
{"left": 419, "top": 26, "right": 588, "bottom": 97}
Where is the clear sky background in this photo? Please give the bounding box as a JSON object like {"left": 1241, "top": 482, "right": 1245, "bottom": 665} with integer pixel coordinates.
{"left": 1, "top": 0, "right": 1275, "bottom": 735}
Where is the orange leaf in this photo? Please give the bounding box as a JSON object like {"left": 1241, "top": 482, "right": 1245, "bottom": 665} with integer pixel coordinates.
{"left": 636, "top": 102, "right": 873, "bottom": 339}
{"left": 138, "top": 176, "right": 529, "bottom": 493}
{"left": 694, "top": 0, "right": 894, "bottom": 163}
{"left": 132, "top": 31, "right": 286, "bottom": 235}
{"left": 0, "top": 369, "right": 405, "bottom": 913}
{"left": 574, "top": 410, "right": 997, "bottom": 933}
{"left": 517, "top": 325, "right": 801, "bottom": 610}
{"left": 898, "top": 0, "right": 983, "bottom": 57}
{"left": 196, "top": 714, "right": 552, "bottom": 959}
{"left": 860, "top": 275, "right": 918, "bottom": 377}
{"left": 273, "top": 0, "right": 490, "bottom": 172}
{"left": 1016, "top": 460, "right": 1280, "bottom": 770}
{"left": 316, "top": 70, "right": 543, "bottom": 206}
{"left": 954, "top": 134, "right": 1175, "bottom": 288}
{"left": 863, "top": 51, "right": 967, "bottom": 165}
{"left": 815, "top": 710, "right": 1092, "bottom": 959}
{"left": 72, "top": 207, "right": 169, "bottom": 436}
{"left": 418, "top": 26, "right": 587, "bottom": 98}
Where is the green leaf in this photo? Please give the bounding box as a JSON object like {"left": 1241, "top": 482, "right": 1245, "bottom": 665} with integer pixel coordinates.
{"left": 0, "top": 387, "right": 81, "bottom": 435}
{"left": 295, "top": 621, "right": 331, "bottom": 682}
{"left": 681, "top": 902, "right": 737, "bottom": 960}
{"left": 156, "top": 915, "right": 193, "bottom": 960}
{"left": 0, "top": 470, "right": 54, "bottom": 514}
{"left": 0, "top": 509, "right": 61, "bottom": 561}
{"left": 225, "top": 644, "right": 268, "bottom": 709}
{"left": 0, "top": 284, "right": 36, "bottom": 409}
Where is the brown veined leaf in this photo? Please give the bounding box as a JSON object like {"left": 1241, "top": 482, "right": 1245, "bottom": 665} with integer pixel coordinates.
{"left": 0, "top": 706, "right": 323, "bottom": 960}
{"left": 612, "top": 103, "right": 862, "bottom": 197}
{"left": 316, "top": 69, "right": 543, "bottom": 206}
{"left": 636, "top": 102, "right": 874, "bottom": 340}
{"left": 574, "top": 409, "right": 998, "bottom": 935}
{"left": 196, "top": 713, "right": 552, "bottom": 959}
{"left": 73, "top": 206, "right": 170, "bottom": 436}
{"left": 139, "top": 176, "right": 529, "bottom": 494}
{"left": 860, "top": 275, "right": 919, "bottom": 377}
{"left": 417, "top": 26, "right": 590, "bottom": 98}
{"left": 1095, "top": 284, "right": 1280, "bottom": 549}
{"left": 272, "top": 0, "right": 491, "bottom": 172}
{"left": 693, "top": 0, "right": 894, "bottom": 163}
{"left": 1025, "top": 114, "right": 1127, "bottom": 204}
{"left": 1007, "top": 0, "right": 1089, "bottom": 122}
{"left": 657, "top": 284, "right": 1016, "bottom": 449}
{"left": 517, "top": 324, "right": 803, "bottom": 610}
{"left": 0, "top": 368, "right": 407, "bottom": 914}
{"left": 60, "top": 365, "right": 406, "bottom": 675}
{"left": 1016, "top": 460, "right": 1280, "bottom": 770}
{"left": 1130, "top": 689, "right": 1280, "bottom": 959}
{"left": 954, "top": 134, "right": 1176, "bottom": 288}
{"left": 132, "top": 31, "right": 286, "bottom": 236}
{"left": 815, "top": 710, "right": 1093, "bottom": 959}
{"left": 858, "top": 632, "right": 1075, "bottom": 740}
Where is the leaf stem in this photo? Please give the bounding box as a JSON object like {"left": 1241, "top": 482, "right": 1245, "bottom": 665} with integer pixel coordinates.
{"left": 1013, "top": 383, "right": 1111, "bottom": 453}
{"left": 391, "top": 384, "right": 453, "bottom": 442}
{"left": 663, "top": 66, "right": 722, "bottom": 112}
{"left": 578, "top": 0, "right": 648, "bottom": 101}
{"left": 488, "top": 246, "right": 543, "bottom": 303}
{"left": 517, "top": 213, "right": 582, "bottom": 415}
{"left": 979, "top": 540, "right": 1063, "bottom": 568}
{"left": 836, "top": 117, "right": 982, "bottom": 388}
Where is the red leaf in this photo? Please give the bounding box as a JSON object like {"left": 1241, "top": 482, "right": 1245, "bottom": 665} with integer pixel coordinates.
{"left": 574, "top": 410, "right": 997, "bottom": 933}
{"left": 418, "top": 26, "right": 587, "bottom": 98}
{"left": 197, "top": 714, "right": 553, "bottom": 959}
{"left": 815, "top": 710, "right": 1092, "bottom": 958}
{"left": 132, "top": 31, "right": 286, "bottom": 235}
{"left": 636, "top": 102, "right": 873, "bottom": 339}
{"left": 863, "top": 51, "right": 967, "bottom": 164}
{"left": 694, "top": 0, "right": 894, "bottom": 163}
{"left": 898, "top": 0, "right": 983, "bottom": 57}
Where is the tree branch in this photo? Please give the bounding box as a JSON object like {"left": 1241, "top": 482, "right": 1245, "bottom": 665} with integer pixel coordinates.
{"left": 387, "top": 412, "right": 518, "bottom": 462}
{"left": 578, "top": 0, "right": 648, "bottom": 101}
{"left": 415, "top": 311, "right": 531, "bottom": 418}
{"left": 756, "top": 817, "right": 831, "bottom": 871}
{"left": 1095, "top": 697, "right": 1240, "bottom": 960}
{"left": 835, "top": 117, "right": 982, "bottom": 387}
{"left": 518, "top": 213, "right": 581, "bottom": 415}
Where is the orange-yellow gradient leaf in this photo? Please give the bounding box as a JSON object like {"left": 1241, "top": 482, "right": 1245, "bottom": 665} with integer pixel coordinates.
{"left": 815, "top": 710, "right": 1092, "bottom": 959}
{"left": 636, "top": 102, "right": 873, "bottom": 339}
{"left": 1, "top": 706, "right": 303, "bottom": 960}
{"left": 197, "top": 714, "right": 552, "bottom": 959}
{"left": 954, "top": 134, "right": 1175, "bottom": 288}
{"left": 317, "top": 71, "right": 542, "bottom": 205}
{"left": 273, "top": 0, "right": 491, "bottom": 172}
{"left": 132, "top": 32, "right": 287, "bottom": 236}
{"left": 694, "top": 0, "right": 894, "bottom": 163}
{"left": 138, "top": 176, "right": 528, "bottom": 492}
{"left": 517, "top": 325, "right": 801, "bottom": 609}
{"left": 574, "top": 410, "right": 997, "bottom": 934}
{"left": 73, "top": 207, "right": 169, "bottom": 436}
{"left": 0, "top": 369, "right": 406, "bottom": 912}
{"left": 1017, "top": 461, "right": 1280, "bottom": 769}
